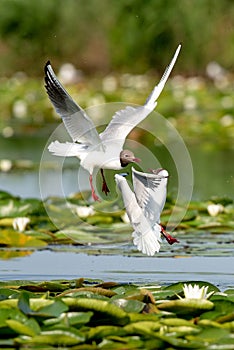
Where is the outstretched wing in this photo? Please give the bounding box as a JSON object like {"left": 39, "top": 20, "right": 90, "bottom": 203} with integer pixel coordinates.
{"left": 100, "top": 44, "right": 181, "bottom": 151}
{"left": 132, "top": 167, "right": 169, "bottom": 224}
{"left": 44, "top": 62, "right": 102, "bottom": 147}
{"left": 115, "top": 174, "right": 161, "bottom": 255}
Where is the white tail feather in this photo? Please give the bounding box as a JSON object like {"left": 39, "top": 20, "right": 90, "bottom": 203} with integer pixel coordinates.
{"left": 48, "top": 140, "right": 86, "bottom": 157}
{"left": 132, "top": 228, "right": 161, "bottom": 256}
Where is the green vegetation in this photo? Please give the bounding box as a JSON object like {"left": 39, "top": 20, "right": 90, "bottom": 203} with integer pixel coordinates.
{"left": 0, "top": 72, "right": 233, "bottom": 149}
{"left": 0, "top": 279, "right": 233, "bottom": 348}
{"left": 0, "top": 0, "right": 234, "bottom": 75}
{"left": 0, "top": 190, "right": 233, "bottom": 259}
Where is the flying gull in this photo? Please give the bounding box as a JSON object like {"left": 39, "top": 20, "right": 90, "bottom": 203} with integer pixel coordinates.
{"left": 45, "top": 44, "right": 181, "bottom": 201}
{"left": 115, "top": 167, "right": 179, "bottom": 256}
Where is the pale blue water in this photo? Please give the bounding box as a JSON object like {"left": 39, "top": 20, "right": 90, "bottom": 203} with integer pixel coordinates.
{"left": 0, "top": 251, "right": 233, "bottom": 290}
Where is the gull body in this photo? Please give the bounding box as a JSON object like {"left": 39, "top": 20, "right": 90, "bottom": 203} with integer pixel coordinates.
{"left": 45, "top": 44, "right": 181, "bottom": 200}
{"left": 115, "top": 167, "right": 179, "bottom": 256}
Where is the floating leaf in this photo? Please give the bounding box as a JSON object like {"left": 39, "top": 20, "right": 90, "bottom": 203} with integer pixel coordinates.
{"left": 36, "top": 300, "right": 68, "bottom": 318}
{"left": 200, "top": 299, "right": 234, "bottom": 322}
{"left": 43, "top": 311, "right": 93, "bottom": 327}
{"left": 6, "top": 318, "right": 40, "bottom": 337}
{"left": 63, "top": 298, "right": 129, "bottom": 325}
{"left": 88, "top": 325, "right": 126, "bottom": 341}
{"left": 0, "top": 249, "right": 32, "bottom": 259}
{"left": 111, "top": 298, "right": 145, "bottom": 313}
{"left": 27, "top": 329, "right": 85, "bottom": 346}
{"left": 158, "top": 298, "right": 214, "bottom": 316}
{"left": 0, "top": 198, "right": 44, "bottom": 218}
{"left": 0, "top": 230, "right": 47, "bottom": 247}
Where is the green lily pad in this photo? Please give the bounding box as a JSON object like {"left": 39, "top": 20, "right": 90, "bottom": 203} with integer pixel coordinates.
{"left": 0, "top": 198, "right": 44, "bottom": 218}
{"left": 200, "top": 299, "right": 234, "bottom": 322}
{"left": 158, "top": 298, "right": 214, "bottom": 316}
{"left": 111, "top": 298, "right": 145, "bottom": 313}
{"left": 0, "top": 230, "right": 47, "bottom": 247}
{"left": 63, "top": 297, "right": 129, "bottom": 325}
{"left": 6, "top": 318, "right": 40, "bottom": 337}
{"left": 43, "top": 311, "right": 93, "bottom": 327}
{"left": 25, "top": 329, "right": 85, "bottom": 346}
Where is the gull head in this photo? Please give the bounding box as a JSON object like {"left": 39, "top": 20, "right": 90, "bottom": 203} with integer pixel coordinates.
{"left": 120, "top": 150, "right": 141, "bottom": 167}
{"left": 149, "top": 168, "right": 169, "bottom": 177}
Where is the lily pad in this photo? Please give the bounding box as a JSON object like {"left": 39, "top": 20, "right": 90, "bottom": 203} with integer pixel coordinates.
{"left": 0, "top": 230, "right": 47, "bottom": 247}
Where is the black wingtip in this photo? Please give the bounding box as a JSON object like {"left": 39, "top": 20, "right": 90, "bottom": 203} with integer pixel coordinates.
{"left": 44, "top": 60, "right": 51, "bottom": 74}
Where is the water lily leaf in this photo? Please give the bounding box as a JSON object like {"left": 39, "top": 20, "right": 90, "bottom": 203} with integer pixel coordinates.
{"left": 18, "top": 292, "right": 32, "bottom": 315}
{"left": 6, "top": 318, "right": 40, "bottom": 337}
{"left": 158, "top": 298, "right": 214, "bottom": 316}
{"left": 0, "top": 217, "right": 14, "bottom": 226}
{"left": 36, "top": 299, "right": 68, "bottom": 317}
{"left": 128, "top": 313, "right": 160, "bottom": 323}
{"left": 86, "top": 215, "right": 114, "bottom": 225}
{"left": 0, "top": 249, "right": 32, "bottom": 259}
{"left": 24, "top": 230, "right": 54, "bottom": 242}
{"left": 161, "top": 317, "right": 197, "bottom": 327}
{"left": 55, "top": 228, "right": 109, "bottom": 244}
{"left": 167, "top": 325, "right": 201, "bottom": 336}
{"left": 43, "top": 311, "right": 93, "bottom": 327}
{"left": 60, "top": 290, "right": 109, "bottom": 300}
{"left": 156, "top": 332, "right": 206, "bottom": 349}
{"left": 0, "top": 198, "right": 44, "bottom": 218}
{"left": 0, "top": 191, "right": 14, "bottom": 200}
{"left": 63, "top": 298, "right": 129, "bottom": 325}
{"left": 163, "top": 281, "right": 220, "bottom": 295}
{"left": 27, "top": 329, "right": 85, "bottom": 346}
{"left": 0, "top": 308, "right": 27, "bottom": 328}
{"left": 88, "top": 325, "right": 126, "bottom": 341}
{"left": 59, "top": 287, "right": 116, "bottom": 298}
{"left": 20, "top": 281, "right": 69, "bottom": 293}
{"left": 194, "top": 326, "right": 230, "bottom": 343}
{"left": 111, "top": 298, "right": 145, "bottom": 313}
{"left": 0, "top": 230, "right": 47, "bottom": 247}
{"left": 151, "top": 290, "right": 175, "bottom": 300}
{"left": 200, "top": 300, "right": 234, "bottom": 322}
{"left": 0, "top": 288, "right": 18, "bottom": 301}
{"left": 124, "top": 321, "right": 161, "bottom": 335}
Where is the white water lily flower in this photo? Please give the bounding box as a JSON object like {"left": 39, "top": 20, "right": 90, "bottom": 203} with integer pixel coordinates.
{"left": 0, "top": 159, "right": 13, "bottom": 172}
{"left": 12, "top": 217, "right": 30, "bottom": 232}
{"left": 207, "top": 203, "right": 224, "bottom": 217}
{"left": 181, "top": 284, "right": 214, "bottom": 300}
{"left": 76, "top": 206, "right": 95, "bottom": 218}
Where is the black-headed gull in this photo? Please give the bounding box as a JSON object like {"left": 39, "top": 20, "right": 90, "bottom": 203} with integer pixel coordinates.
{"left": 115, "top": 167, "right": 179, "bottom": 256}
{"left": 45, "top": 44, "right": 181, "bottom": 201}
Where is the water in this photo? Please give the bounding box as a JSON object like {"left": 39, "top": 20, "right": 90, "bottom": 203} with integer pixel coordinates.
{"left": 0, "top": 135, "right": 233, "bottom": 200}
{"left": 0, "top": 135, "right": 233, "bottom": 286}
{"left": 0, "top": 251, "right": 233, "bottom": 290}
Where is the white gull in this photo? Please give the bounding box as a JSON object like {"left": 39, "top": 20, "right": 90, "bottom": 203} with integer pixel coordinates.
{"left": 45, "top": 44, "right": 181, "bottom": 201}
{"left": 115, "top": 167, "right": 179, "bottom": 256}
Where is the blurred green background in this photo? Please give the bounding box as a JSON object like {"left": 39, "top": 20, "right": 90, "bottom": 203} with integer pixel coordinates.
{"left": 0, "top": 0, "right": 233, "bottom": 199}
{"left": 0, "top": 0, "right": 234, "bottom": 75}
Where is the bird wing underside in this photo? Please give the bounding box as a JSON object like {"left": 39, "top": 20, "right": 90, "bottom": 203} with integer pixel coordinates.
{"left": 44, "top": 62, "right": 102, "bottom": 147}
{"left": 132, "top": 167, "right": 168, "bottom": 224}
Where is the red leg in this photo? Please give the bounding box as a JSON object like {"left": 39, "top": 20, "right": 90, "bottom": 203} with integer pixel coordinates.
{"left": 89, "top": 174, "right": 100, "bottom": 201}
{"left": 100, "top": 169, "right": 110, "bottom": 195}
{"left": 160, "top": 225, "right": 179, "bottom": 245}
